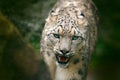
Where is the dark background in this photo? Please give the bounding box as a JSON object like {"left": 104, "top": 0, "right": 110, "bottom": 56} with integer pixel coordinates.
{"left": 0, "top": 0, "right": 120, "bottom": 80}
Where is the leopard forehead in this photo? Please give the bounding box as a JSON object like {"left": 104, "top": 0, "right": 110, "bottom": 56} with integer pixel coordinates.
{"left": 45, "top": 7, "right": 88, "bottom": 35}
{"left": 46, "top": 6, "right": 88, "bottom": 25}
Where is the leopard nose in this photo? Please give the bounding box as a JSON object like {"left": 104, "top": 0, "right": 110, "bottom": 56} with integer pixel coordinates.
{"left": 60, "top": 50, "right": 70, "bottom": 55}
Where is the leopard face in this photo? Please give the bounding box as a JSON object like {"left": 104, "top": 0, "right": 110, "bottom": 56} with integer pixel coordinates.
{"left": 41, "top": 6, "right": 90, "bottom": 68}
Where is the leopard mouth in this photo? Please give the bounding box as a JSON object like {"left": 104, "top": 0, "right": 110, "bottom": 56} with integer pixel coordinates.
{"left": 55, "top": 54, "right": 70, "bottom": 65}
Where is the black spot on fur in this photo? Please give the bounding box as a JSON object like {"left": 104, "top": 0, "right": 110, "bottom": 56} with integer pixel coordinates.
{"left": 81, "top": 56, "right": 85, "bottom": 61}
{"left": 81, "top": 72, "right": 87, "bottom": 80}
{"left": 73, "top": 59, "right": 80, "bottom": 64}
{"left": 70, "top": 78, "right": 77, "bottom": 80}
{"left": 83, "top": 63, "right": 87, "bottom": 68}
{"left": 47, "top": 52, "right": 50, "bottom": 56}
{"left": 78, "top": 69, "right": 83, "bottom": 75}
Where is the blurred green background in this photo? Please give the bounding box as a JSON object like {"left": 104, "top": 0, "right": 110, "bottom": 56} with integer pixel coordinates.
{"left": 90, "top": 0, "right": 120, "bottom": 80}
{"left": 0, "top": 0, "right": 120, "bottom": 80}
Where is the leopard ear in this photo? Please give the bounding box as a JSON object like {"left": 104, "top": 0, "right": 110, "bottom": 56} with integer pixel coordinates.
{"left": 50, "top": 10, "right": 55, "bottom": 15}
{"left": 77, "top": 12, "right": 85, "bottom": 19}
{"left": 49, "top": 8, "right": 59, "bottom": 16}
{"left": 46, "top": 8, "right": 59, "bottom": 23}
{"left": 77, "top": 18, "right": 88, "bottom": 26}
{"left": 46, "top": 15, "right": 57, "bottom": 23}
{"left": 50, "top": 16, "right": 57, "bottom": 22}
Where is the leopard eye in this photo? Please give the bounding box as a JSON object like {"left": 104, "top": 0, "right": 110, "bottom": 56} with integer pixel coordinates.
{"left": 53, "top": 33, "right": 60, "bottom": 39}
{"left": 72, "top": 36, "right": 79, "bottom": 40}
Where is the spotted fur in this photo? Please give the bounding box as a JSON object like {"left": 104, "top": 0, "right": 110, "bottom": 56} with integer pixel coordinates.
{"left": 40, "top": 0, "right": 98, "bottom": 80}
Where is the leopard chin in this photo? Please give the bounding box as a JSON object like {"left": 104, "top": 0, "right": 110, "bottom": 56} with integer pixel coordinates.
{"left": 56, "top": 61, "right": 69, "bottom": 68}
